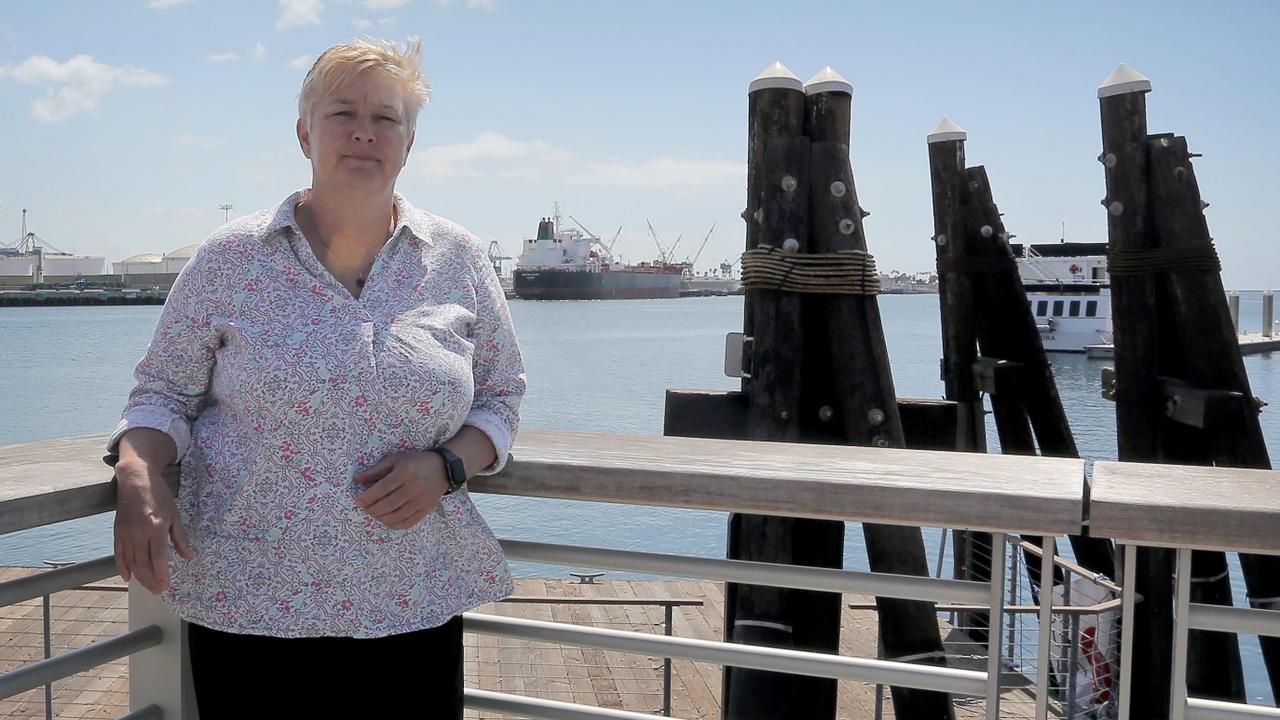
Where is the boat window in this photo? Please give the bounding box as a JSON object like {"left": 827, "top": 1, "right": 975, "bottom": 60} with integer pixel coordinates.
{"left": 1036, "top": 300, "right": 1048, "bottom": 316}
{"left": 1092, "top": 267, "right": 1106, "bottom": 280}
{"left": 1069, "top": 300, "right": 1081, "bottom": 317}
{"left": 1086, "top": 300, "right": 1098, "bottom": 317}
{"left": 1052, "top": 300, "right": 1064, "bottom": 317}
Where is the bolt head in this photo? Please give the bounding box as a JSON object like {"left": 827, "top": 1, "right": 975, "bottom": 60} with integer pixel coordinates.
{"left": 781, "top": 175, "right": 798, "bottom": 192}
{"left": 872, "top": 434, "right": 890, "bottom": 448}
{"left": 1174, "top": 166, "right": 1188, "bottom": 180}
{"left": 830, "top": 181, "right": 847, "bottom": 197}
{"left": 778, "top": 409, "right": 791, "bottom": 421}
{"left": 1108, "top": 201, "right": 1125, "bottom": 216}
{"left": 818, "top": 405, "right": 834, "bottom": 422}
{"left": 753, "top": 208, "right": 764, "bottom": 223}
{"left": 935, "top": 234, "right": 948, "bottom": 246}
{"left": 867, "top": 408, "right": 885, "bottom": 426}
{"left": 838, "top": 219, "right": 855, "bottom": 235}
{"left": 782, "top": 237, "right": 800, "bottom": 252}
{"left": 980, "top": 225, "right": 994, "bottom": 238}
{"left": 1104, "top": 153, "right": 1118, "bottom": 168}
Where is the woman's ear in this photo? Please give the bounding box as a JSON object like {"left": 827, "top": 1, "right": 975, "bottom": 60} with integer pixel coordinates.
{"left": 297, "top": 118, "right": 312, "bottom": 159}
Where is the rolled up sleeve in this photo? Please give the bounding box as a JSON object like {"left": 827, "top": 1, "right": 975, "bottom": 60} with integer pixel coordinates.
{"left": 464, "top": 244, "right": 526, "bottom": 475}
{"left": 107, "top": 243, "right": 229, "bottom": 460}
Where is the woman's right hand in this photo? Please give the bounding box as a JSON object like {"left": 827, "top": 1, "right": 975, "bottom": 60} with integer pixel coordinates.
{"left": 113, "top": 458, "right": 194, "bottom": 595}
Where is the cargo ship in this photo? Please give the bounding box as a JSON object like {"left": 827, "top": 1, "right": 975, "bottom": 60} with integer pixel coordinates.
{"left": 512, "top": 205, "right": 682, "bottom": 300}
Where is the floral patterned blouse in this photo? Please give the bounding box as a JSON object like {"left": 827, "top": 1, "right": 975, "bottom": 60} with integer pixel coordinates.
{"left": 108, "top": 189, "right": 525, "bottom": 638}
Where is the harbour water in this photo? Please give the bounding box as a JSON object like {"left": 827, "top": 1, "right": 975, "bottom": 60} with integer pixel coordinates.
{"left": 2, "top": 294, "right": 1278, "bottom": 701}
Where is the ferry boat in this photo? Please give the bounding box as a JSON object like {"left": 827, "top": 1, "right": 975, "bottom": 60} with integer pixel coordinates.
{"left": 512, "top": 205, "right": 682, "bottom": 301}
{"left": 1013, "top": 242, "right": 1111, "bottom": 353}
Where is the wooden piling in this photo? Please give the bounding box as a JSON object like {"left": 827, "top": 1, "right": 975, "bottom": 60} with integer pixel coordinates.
{"left": 806, "top": 71, "right": 952, "bottom": 718}
{"left": 925, "top": 118, "right": 995, "bottom": 642}
{"left": 959, "top": 167, "right": 1117, "bottom": 581}
{"left": 1098, "top": 64, "right": 1173, "bottom": 719}
{"left": 743, "top": 61, "right": 806, "bottom": 351}
{"left": 1147, "top": 132, "right": 1277, "bottom": 701}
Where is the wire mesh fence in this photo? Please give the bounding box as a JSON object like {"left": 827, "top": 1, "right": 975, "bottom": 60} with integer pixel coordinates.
{"left": 869, "top": 530, "right": 1121, "bottom": 719}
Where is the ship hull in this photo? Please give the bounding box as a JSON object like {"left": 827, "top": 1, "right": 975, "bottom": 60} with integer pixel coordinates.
{"left": 513, "top": 269, "right": 681, "bottom": 300}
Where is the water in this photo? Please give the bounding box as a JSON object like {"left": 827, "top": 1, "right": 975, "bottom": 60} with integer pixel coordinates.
{"left": 2, "top": 294, "right": 1278, "bottom": 701}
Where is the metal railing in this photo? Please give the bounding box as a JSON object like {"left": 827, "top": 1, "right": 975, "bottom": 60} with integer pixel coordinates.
{"left": 2, "top": 430, "right": 1279, "bottom": 719}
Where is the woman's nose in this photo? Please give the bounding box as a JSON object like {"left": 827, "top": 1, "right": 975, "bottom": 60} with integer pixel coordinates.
{"left": 352, "top": 118, "right": 375, "bottom": 142}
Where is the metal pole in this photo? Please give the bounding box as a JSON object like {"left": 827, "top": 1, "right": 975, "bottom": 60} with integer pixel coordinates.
{"left": 42, "top": 594, "right": 52, "bottom": 720}
{"left": 935, "top": 527, "right": 949, "bottom": 579}
{"left": 663, "top": 603, "right": 673, "bottom": 717}
{"left": 1035, "top": 537, "right": 1056, "bottom": 719}
{"left": 1228, "top": 292, "right": 1240, "bottom": 334}
{"left": 1264, "top": 291, "right": 1275, "bottom": 338}
{"left": 1007, "top": 536, "right": 1020, "bottom": 667}
{"left": 1169, "top": 549, "right": 1192, "bottom": 720}
{"left": 1065, "top": 579, "right": 1079, "bottom": 719}
{"left": 986, "top": 533, "right": 1008, "bottom": 720}
{"left": 1119, "top": 544, "right": 1138, "bottom": 720}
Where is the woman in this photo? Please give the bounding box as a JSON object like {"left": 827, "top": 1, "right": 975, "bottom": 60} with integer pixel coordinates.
{"left": 109, "top": 38, "right": 524, "bottom": 718}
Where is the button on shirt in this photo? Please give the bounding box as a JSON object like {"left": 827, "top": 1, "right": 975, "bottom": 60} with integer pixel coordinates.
{"left": 108, "top": 189, "right": 525, "bottom": 638}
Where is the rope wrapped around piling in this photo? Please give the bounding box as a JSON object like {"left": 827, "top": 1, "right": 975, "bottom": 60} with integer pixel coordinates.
{"left": 740, "top": 246, "right": 880, "bottom": 295}
{"left": 1107, "top": 243, "right": 1221, "bottom": 276}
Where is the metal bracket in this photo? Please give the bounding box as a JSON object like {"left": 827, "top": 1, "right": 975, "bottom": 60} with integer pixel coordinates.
{"left": 1099, "top": 368, "right": 1253, "bottom": 428}
{"left": 972, "top": 357, "right": 1024, "bottom": 397}
{"left": 1101, "top": 367, "right": 1116, "bottom": 401}
{"left": 1158, "top": 377, "right": 1246, "bottom": 429}
{"left": 724, "top": 333, "right": 753, "bottom": 379}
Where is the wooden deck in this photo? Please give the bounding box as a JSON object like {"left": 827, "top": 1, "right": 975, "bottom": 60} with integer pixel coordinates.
{"left": 0, "top": 568, "right": 1051, "bottom": 719}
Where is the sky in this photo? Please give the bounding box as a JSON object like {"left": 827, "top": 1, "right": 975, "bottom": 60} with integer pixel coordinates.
{"left": 1, "top": 0, "right": 1279, "bottom": 287}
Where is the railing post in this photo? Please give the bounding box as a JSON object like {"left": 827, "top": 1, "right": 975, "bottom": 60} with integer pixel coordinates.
{"left": 663, "top": 603, "right": 673, "bottom": 717}
{"left": 1169, "top": 549, "right": 1192, "bottom": 720}
{"left": 128, "top": 584, "right": 196, "bottom": 719}
{"left": 986, "top": 532, "right": 1007, "bottom": 720}
{"left": 1034, "top": 537, "right": 1055, "bottom": 720}
{"left": 1119, "top": 544, "right": 1138, "bottom": 720}
{"left": 42, "top": 593, "right": 52, "bottom": 720}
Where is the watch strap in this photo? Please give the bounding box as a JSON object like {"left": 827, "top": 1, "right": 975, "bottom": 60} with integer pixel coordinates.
{"left": 433, "top": 447, "right": 467, "bottom": 495}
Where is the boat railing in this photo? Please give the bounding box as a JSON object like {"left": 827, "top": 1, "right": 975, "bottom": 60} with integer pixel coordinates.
{"left": 1, "top": 430, "right": 1278, "bottom": 719}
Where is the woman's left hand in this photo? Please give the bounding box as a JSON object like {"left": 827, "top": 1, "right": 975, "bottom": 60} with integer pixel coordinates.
{"left": 354, "top": 452, "right": 450, "bottom": 529}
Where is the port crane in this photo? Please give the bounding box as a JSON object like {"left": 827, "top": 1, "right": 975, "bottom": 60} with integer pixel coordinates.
{"left": 486, "top": 240, "right": 511, "bottom": 277}
{"left": 568, "top": 216, "right": 622, "bottom": 259}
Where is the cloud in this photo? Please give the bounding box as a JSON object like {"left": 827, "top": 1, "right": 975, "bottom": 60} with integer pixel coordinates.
{"left": 173, "top": 132, "right": 226, "bottom": 149}
{"left": 411, "top": 132, "right": 569, "bottom": 184}
{"left": 0, "top": 54, "right": 167, "bottom": 122}
{"left": 252, "top": 42, "right": 267, "bottom": 61}
{"left": 436, "top": 0, "right": 496, "bottom": 10}
{"left": 148, "top": 0, "right": 195, "bottom": 8}
{"left": 362, "top": 0, "right": 409, "bottom": 8}
{"left": 354, "top": 18, "right": 373, "bottom": 29}
{"left": 207, "top": 52, "right": 238, "bottom": 62}
{"left": 566, "top": 157, "right": 745, "bottom": 189}
{"left": 289, "top": 54, "right": 313, "bottom": 70}
{"left": 276, "top": 0, "right": 322, "bottom": 29}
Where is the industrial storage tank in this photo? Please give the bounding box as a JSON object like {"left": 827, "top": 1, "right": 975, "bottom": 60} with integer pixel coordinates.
{"left": 113, "top": 253, "right": 164, "bottom": 275}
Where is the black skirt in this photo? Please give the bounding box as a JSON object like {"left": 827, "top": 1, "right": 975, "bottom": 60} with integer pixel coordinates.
{"left": 187, "top": 615, "right": 463, "bottom": 719}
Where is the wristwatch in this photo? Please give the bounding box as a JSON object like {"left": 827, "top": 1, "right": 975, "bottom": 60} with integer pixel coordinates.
{"left": 432, "top": 447, "right": 467, "bottom": 495}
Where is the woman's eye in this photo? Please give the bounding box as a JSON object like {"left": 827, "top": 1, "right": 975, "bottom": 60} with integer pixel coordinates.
{"left": 379, "top": 116, "right": 399, "bottom": 123}
{"left": 333, "top": 110, "right": 354, "bottom": 117}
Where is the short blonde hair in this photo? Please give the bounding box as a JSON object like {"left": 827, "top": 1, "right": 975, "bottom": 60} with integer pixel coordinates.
{"left": 298, "top": 37, "right": 431, "bottom": 130}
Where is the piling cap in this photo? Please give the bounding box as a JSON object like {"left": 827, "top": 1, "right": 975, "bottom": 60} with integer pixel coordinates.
{"left": 803, "top": 66, "right": 852, "bottom": 96}
{"left": 927, "top": 117, "right": 967, "bottom": 144}
{"left": 749, "top": 60, "right": 803, "bottom": 93}
{"left": 1098, "top": 64, "right": 1152, "bottom": 99}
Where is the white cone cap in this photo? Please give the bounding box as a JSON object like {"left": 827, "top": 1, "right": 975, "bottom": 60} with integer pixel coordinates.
{"left": 749, "top": 60, "right": 803, "bottom": 93}
{"left": 927, "top": 117, "right": 967, "bottom": 144}
{"left": 803, "top": 66, "right": 852, "bottom": 96}
{"left": 1098, "top": 64, "right": 1152, "bottom": 99}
